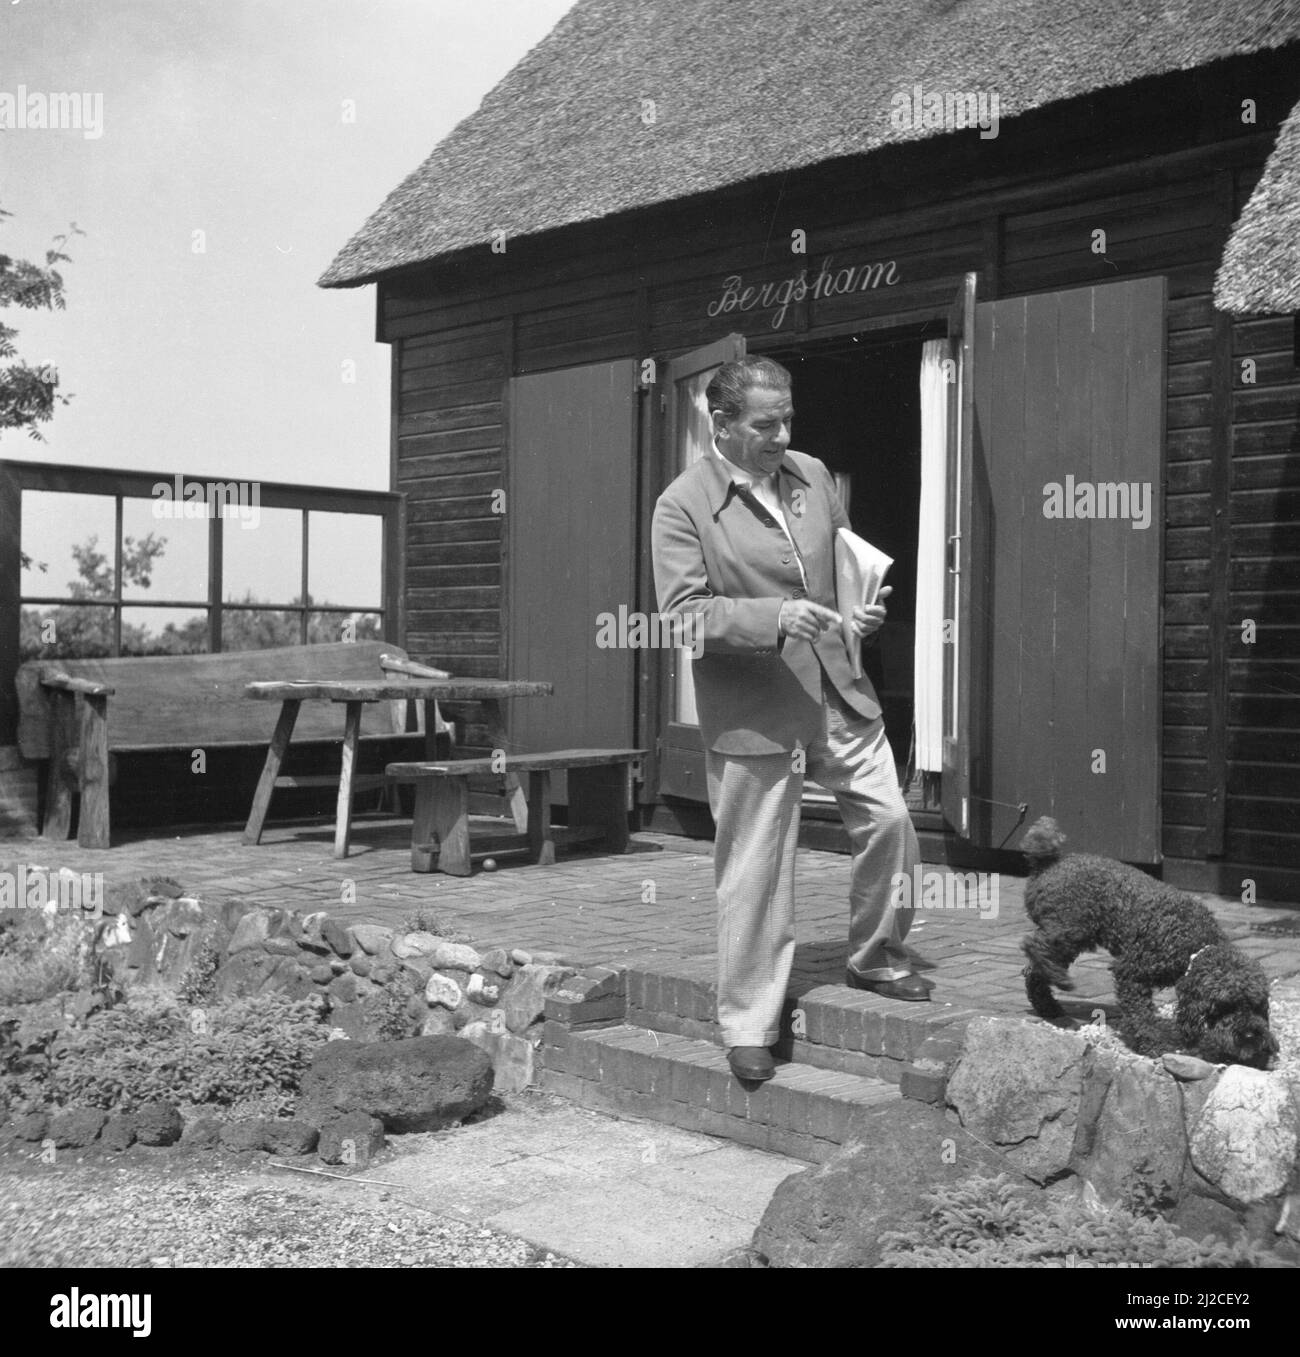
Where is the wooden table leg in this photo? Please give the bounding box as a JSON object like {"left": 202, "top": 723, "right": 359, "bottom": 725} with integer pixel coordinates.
{"left": 243, "top": 699, "right": 300, "bottom": 845}
{"left": 568, "top": 761, "right": 631, "bottom": 854}
{"left": 433, "top": 779, "right": 472, "bottom": 876}
{"left": 481, "top": 698, "right": 528, "bottom": 832}
{"left": 527, "top": 768, "right": 556, "bottom": 865}
{"left": 334, "top": 701, "right": 363, "bottom": 858}
{"left": 76, "top": 692, "right": 112, "bottom": 849}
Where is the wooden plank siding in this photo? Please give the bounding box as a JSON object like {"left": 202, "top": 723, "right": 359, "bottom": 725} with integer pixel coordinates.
{"left": 375, "top": 53, "right": 1300, "bottom": 895}
{"left": 395, "top": 318, "right": 505, "bottom": 679}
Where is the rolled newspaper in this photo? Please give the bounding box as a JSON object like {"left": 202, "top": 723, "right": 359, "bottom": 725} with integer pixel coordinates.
{"left": 834, "top": 527, "right": 894, "bottom": 679}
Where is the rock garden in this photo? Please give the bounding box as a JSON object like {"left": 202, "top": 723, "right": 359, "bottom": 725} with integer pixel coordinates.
{"left": 0, "top": 861, "right": 580, "bottom": 1172}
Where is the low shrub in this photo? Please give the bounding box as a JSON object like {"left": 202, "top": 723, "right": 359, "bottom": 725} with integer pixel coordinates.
{"left": 878, "top": 1174, "right": 1272, "bottom": 1269}
{"left": 175, "top": 930, "right": 224, "bottom": 1006}
{"left": 0, "top": 910, "right": 96, "bottom": 1005}
{"left": 14, "top": 990, "right": 332, "bottom": 1113}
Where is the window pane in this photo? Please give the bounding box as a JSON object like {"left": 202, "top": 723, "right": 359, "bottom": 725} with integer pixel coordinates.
{"left": 120, "top": 607, "right": 210, "bottom": 657}
{"left": 20, "top": 491, "right": 117, "bottom": 599}
{"left": 307, "top": 611, "right": 383, "bottom": 645}
{"left": 222, "top": 508, "right": 302, "bottom": 607}
{"left": 220, "top": 608, "right": 305, "bottom": 651}
{"left": 19, "top": 601, "right": 116, "bottom": 660}
{"left": 308, "top": 512, "right": 382, "bottom": 609}
{"left": 122, "top": 497, "right": 209, "bottom": 603}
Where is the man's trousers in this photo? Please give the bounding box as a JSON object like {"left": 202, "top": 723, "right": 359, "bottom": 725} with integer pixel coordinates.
{"left": 704, "top": 670, "right": 920, "bottom": 1049}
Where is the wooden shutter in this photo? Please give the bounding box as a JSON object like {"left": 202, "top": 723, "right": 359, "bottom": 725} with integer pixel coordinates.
{"left": 507, "top": 359, "right": 638, "bottom": 800}
{"left": 949, "top": 275, "right": 1166, "bottom": 859}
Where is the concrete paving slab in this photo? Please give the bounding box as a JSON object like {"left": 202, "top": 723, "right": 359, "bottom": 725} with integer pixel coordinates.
{"left": 486, "top": 1177, "right": 763, "bottom": 1268}
{"left": 271, "top": 1092, "right": 795, "bottom": 1265}
{"left": 632, "top": 1143, "right": 800, "bottom": 1219}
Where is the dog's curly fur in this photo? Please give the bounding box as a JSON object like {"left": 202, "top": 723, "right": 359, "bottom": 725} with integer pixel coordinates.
{"left": 1020, "top": 817, "right": 1277, "bottom": 1070}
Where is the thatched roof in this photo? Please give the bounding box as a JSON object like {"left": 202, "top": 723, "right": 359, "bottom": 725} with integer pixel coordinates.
{"left": 1215, "top": 96, "right": 1300, "bottom": 314}
{"left": 320, "top": 0, "right": 1300, "bottom": 288}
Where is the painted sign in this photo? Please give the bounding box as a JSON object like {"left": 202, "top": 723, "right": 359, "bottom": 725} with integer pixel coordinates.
{"left": 706, "top": 255, "right": 900, "bottom": 330}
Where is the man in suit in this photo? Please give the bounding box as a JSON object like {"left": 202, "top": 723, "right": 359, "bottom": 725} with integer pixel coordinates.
{"left": 652, "top": 355, "right": 927, "bottom": 1083}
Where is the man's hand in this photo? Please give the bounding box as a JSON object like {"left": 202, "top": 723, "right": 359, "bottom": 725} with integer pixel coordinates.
{"left": 851, "top": 584, "right": 892, "bottom": 639}
{"left": 778, "top": 599, "right": 842, "bottom": 642}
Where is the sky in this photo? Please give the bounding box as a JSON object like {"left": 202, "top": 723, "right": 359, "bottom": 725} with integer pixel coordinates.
{"left": 1, "top": 0, "right": 577, "bottom": 611}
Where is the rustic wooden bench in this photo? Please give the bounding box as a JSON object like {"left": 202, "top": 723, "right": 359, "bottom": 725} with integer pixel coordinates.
{"left": 386, "top": 748, "right": 645, "bottom": 875}
{"left": 15, "top": 641, "right": 446, "bottom": 849}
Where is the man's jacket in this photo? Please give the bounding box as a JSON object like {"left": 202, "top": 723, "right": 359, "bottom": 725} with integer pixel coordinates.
{"left": 652, "top": 448, "right": 882, "bottom": 755}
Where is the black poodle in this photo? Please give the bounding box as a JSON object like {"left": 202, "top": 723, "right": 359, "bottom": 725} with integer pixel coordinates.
{"left": 1020, "top": 817, "right": 1277, "bottom": 1070}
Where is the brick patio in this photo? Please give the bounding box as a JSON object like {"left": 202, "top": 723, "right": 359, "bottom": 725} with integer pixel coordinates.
{"left": 6, "top": 813, "right": 1299, "bottom": 1019}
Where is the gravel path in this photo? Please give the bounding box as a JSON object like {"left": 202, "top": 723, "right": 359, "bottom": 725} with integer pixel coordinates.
{"left": 0, "top": 1150, "right": 580, "bottom": 1268}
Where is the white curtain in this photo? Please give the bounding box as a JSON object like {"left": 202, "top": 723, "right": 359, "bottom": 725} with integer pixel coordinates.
{"left": 915, "top": 338, "right": 949, "bottom": 771}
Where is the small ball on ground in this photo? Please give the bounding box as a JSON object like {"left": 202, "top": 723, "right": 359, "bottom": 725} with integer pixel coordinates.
{"left": 482, "top": 858, "right": 498, "bottom": 872}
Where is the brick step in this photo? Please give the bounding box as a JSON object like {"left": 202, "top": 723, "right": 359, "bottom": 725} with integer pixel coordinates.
{"left": 540, "top": 1022, "right": 899, "bottom": 1163}
{"left": 621, "top": 962, "right": 978, "bottom": 1085}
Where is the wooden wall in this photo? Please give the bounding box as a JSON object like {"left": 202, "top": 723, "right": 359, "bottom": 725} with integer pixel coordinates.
{"left": 395, "top": 320, "right": 506, "bottom": 682}
{"left": 377, "top": 51, "right": 1300, "bottom": 896}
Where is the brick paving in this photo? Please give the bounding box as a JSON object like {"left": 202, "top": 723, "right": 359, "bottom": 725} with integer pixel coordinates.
{"left": 5, "top": 811, "right": 1300, "bottom": 1019}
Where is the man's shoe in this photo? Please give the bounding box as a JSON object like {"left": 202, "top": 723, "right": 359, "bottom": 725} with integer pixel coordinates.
{"left": 845, "top": 971, "right": 933, "bottom": 1002}
{"left": 727, "top": 1046, "right": 775, "bottom": 1081}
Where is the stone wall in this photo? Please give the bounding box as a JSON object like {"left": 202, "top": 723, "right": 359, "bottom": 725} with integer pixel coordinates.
{"left": 936, "top": 1014, "right": 1300, "bottom": 1255}
{"left": 94, "top": 878, "right": 575, "bottom": 1094}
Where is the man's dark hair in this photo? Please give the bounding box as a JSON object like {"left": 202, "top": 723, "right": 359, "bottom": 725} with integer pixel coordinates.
{"left": 705, "top": 356, "right": 793, "bottom": 421}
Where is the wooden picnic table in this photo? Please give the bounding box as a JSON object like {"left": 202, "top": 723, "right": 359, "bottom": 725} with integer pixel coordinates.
{"left": 242, "top": 676, "right": 554, "bottom": 857}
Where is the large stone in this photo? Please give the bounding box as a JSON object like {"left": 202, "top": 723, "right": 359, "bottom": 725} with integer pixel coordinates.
{"left": 1169, "top": 1192, "right": 1244, "bottom": 1246}
{"left": 262, "top": 937, "right": 302, "bottom": 957}
{"left": 751, "top": 1100, "right": 1012, "bottom": 1267}
{"left": 297, "top": 1034, "right": 494, "bottom": 1133}
{"left": 348, "top": 925, "right": 394, "bottom": 956}
{"left": 227, "top": 910, "right": 271, "bottom": 955}
{"left": 321, "top": 918, "right": 353, "bottom": 958}
{"left": 328, "top": 973, "right": 358, "bottom": 1005}
{"left": 1189, "top": 1067, "right": 1300, "bottom": 1204}
{"left": 478, "top": 947, "right": 514, "bottom": 979}
{"left": 432, "top": 941, "right": 482, "bottom": 971}
{"left": 11, "top": 1111, "right": 49, "bottom": 1142}
{"left": 392, "top": 931, "right": 443, "bottom": 959}
{"left": 297, "top": 912, "right": 332, "bottom": 954}
{"left": 317, "top": 1112, "right": 385, "bottom": 1166}
{"left": 220, "top": 1119, "right": 272, "bottom": 1153}
{"left": 48, "top": 1107, "right": 106, "bottom": 1148}
{"left": 213, "top": 950, "right": 313, "bottom": 1001}
{"left": 419, "top": 1009, "right": 457, "bottom": 1037}
{"left": 1070, "top": 1046, "right": 1186, "bottom": 1206}
{"left": 458, "top": 1021, "right": 536, "bottom": 1093}
{"left": 1163, "top": 1052, "right": 1217, "bottom": 1081}
{"left": 265, "top": 1119, "right": 319, "bottom": 1156}
{"left": 125, "top": 916, "right": 156, "bottom": 977}
{"left": 945, "top": 1018, "right": 1085, "bottom": 1183}
{"left": 159, "top": 897, "right": 206, "bottom": 939}
{"left": 180, "top": 1117, "right": 223, "bottom": 1149}
{"left": 100, "top": 1114, "right": 137, "bottom": 1152}
{"left": 501, "top": 963, "right": 576, "bottom": 1033}
{"left": 425, "top": 972, "right": 463, "bottom": 1009}
{"left": 133, "top": 1101, "right": 184, "bottom": 1147}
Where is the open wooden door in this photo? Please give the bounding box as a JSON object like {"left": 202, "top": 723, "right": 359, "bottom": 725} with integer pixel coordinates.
{"left": 655, "top": 334, "right": 746, "bottom": 802}
{"left": 942, "top": 272, "right": 980, "bottom": 840}
{"left": 942, "top": 275, "right": 1165, "bottom": 859}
